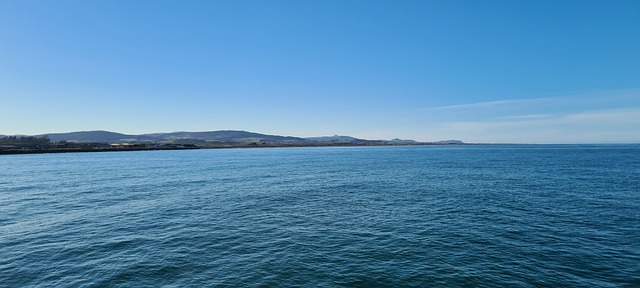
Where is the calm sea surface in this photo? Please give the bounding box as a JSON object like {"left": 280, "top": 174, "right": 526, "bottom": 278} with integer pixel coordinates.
{"left": 1, "top": 145, "right": 639, "bottom": 287}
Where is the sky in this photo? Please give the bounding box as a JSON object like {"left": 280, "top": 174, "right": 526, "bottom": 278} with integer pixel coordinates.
{"left": 1, "top": 0, "right": 638, "bottom": 143}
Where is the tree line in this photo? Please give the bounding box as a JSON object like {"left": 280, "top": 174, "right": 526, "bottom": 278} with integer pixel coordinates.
{"left": 0, "top": 136, "right": 53, "bottom": 149}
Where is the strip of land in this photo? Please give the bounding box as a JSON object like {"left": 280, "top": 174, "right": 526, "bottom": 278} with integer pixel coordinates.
{"left": 0, "top": 130, "right": 464, "bottom": 155}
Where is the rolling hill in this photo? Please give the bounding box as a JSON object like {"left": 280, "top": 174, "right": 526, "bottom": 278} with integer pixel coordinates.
{"left": 1, "top": 130, "right": 462, "bottom": 146}
{"left": 41, "top": 131, "right": 158, "bottom": 143}
{"left": 37, "top": 130, "right": 308, "bottom": 144}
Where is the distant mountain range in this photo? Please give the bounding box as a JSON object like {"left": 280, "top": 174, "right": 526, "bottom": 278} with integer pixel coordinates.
{"left": 42, "top": 131, "right": 156, "bottom": 143}
{"left": 31, "top": 130, "right": 299, "bottom": 145}
{"left": 305, "top": 135, "right": 364, "bottom": 142}
{"left": 3, "top": 130, "right": 463, "bottom": 146}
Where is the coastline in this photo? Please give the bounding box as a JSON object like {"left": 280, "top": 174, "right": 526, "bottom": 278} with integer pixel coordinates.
{"left": 0, "top": 142, "right": 468, "bottom": 155}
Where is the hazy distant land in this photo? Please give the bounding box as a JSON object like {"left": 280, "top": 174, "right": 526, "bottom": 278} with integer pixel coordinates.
{"left": 0, "top": 130, "right": 463, "bottom": 154}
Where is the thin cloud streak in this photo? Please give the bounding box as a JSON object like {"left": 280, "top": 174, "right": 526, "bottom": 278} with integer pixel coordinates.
{"left": 420, "top": 97, "right": 552, "bottom": 111}
{"left": 500, "top": 114, "right": 552, "bottom": 120}
{"left": 430, "top": 107, "right": 640, "bottom": 143}
{"left": 419, "top": 88, "right": 640, "bottom": 112}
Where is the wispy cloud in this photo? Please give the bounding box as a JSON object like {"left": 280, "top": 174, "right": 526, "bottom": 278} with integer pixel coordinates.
{"left": 499, "top": 114, "right": 552, "bottom": 120}
{"left": 562, "top": 108, "right": 640, "bottom": 122}
{"left": 420, "top": 97, "right": 552, "bottom": 111}
{"left": 379, "top": 89, "right": 639, "bottom": 142}
{"left": 420, "top": 88, "right": 640, "bottom": 113}
{"left": 428, "top": 107, "right": 640, "bottom": 143}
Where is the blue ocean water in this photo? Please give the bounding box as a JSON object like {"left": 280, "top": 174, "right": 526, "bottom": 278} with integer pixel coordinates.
{"left": 1, "top": 145, "right": 639, "bottom": 287}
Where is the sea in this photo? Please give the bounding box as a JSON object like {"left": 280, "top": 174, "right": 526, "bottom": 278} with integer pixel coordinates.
{"left": 1, "top": 145, "right": 639, "bottom": 287}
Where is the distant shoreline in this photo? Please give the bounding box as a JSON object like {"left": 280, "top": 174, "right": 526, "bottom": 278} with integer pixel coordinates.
{"left": 0, "top": 146, "right": 201, "bottom": 155}
{"left": 3, "top": 142, "right": 637, "bottom": 155}
{"left": 0, "top": 142, "right": 471, "bottom": 155}
{"left": 1, "top": 130, "right": 470, "bottom": 155}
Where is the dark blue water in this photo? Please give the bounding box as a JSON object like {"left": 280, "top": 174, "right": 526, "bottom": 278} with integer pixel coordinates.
{"left": 1, "top": 145, "right": 639, "bottom": 287}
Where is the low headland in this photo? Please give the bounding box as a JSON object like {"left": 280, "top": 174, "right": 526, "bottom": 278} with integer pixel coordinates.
{"left": 0, "top": 130, "right": 464, "bottom": 155}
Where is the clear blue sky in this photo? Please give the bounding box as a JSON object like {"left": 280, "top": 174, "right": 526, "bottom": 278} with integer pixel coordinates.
{"left": 1, "top": 0, "right": 638, "bottom": 143}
